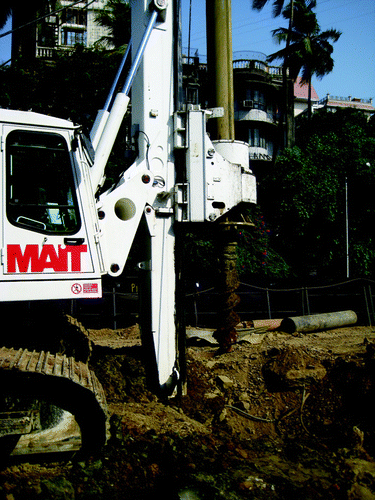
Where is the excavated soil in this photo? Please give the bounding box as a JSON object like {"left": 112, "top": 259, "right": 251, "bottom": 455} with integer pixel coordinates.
{"left": 1, "top": 322, "right": 375, "bottom": 499}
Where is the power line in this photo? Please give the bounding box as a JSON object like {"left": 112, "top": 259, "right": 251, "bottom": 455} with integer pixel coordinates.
{"left": 184, "top": 0, "right": 370, "bottom": 45}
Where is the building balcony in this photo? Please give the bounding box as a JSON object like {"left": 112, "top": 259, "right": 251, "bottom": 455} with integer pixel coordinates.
{"left": 36, "top": 46, "right": 57, "bottom": 59}
{"left": 235, "top": 107, "right": 278, "bottom": 125}
{"left": 233, "top": 51, "right": 283, "bottom": 82}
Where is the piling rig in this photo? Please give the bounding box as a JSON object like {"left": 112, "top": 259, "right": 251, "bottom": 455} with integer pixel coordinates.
{"left": 0, "top": 0, "right": 256, "bottom": 455}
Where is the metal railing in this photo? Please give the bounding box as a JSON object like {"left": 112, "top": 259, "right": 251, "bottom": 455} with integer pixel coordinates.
{"left": 182, "top": 48, "right": 284, "bottom": 79}
{"left": 319, "top": 95, "right": 373, "bottom": 105}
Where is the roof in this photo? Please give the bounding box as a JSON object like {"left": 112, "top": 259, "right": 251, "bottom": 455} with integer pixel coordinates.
{"left": 325, "top": 99, "right": 375, "bottom": 112}
{"left": 294, "top": 77, "right": 319, "bottom": 101}
{"left": 0, "top": 108, "right": 76, "bottom": 129}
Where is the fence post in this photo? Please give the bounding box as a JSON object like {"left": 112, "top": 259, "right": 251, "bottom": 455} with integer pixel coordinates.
{"left": 301, "top": 288, "right": 305, "bottom": 316}
{"left": 363, "top": 285, "right": 371, "bottom": 326}
{"left": 266, "top": 289, "right": 271, "bottom": 319}
{"left": 113, "top": 287, "right": 117, "bottom": 330}
{"left": 305, "top": 287, "right": 311, "bottom": 315}
{"left": 194, "top": 292, "right": 199, "bottom": 327}
{"left": 368, "top": 285, "right": 375, "bottom": 326}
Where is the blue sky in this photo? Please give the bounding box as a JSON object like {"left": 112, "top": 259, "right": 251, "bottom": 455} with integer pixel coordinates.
{"left": 181, "top": 0, "right": 375, "bottom": 101}
{"left": 1, "top": 0, "right": 374, "bottom": 101}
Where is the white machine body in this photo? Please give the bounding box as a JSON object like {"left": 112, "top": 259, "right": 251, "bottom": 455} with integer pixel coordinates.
{"left": 0, "top": 0, "right": 256, "bottom": 393}
{"left": 0, "top": 109, "right": 104, "bottom": 301}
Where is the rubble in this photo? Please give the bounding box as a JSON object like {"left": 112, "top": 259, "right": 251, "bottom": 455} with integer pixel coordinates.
{"left": 1, "top": 324, "right": 375, "bottom": 499}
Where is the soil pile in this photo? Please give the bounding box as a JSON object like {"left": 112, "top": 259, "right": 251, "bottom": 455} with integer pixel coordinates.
{"left": 1, "top": 324, "right": 375, "bottom": 499}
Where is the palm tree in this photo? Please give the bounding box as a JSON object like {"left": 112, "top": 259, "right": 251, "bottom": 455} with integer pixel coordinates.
{"left": 0, "top": 1, "right": 12, "bottom": 29}
{"left": 268, "top": 0, "right": 341, "bottom": 120}
{"left": 252, "top": 0, "right": 287, "bottom": 17}
{"left": 94, "top": 0, "right": 130, "bottom": 51}
{"left": 251, "top": 0, "right": 321, "bottom": 145}
{"left": 252, "top": 0, "right": 296, "bottom": 147}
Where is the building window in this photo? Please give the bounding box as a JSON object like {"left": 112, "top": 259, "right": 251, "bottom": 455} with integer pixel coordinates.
{"left": 62, "top": 29, "right": 87, "bottom": 46}
{"left": 38, "top": 21, "right": 57, "bottom": 47}
{"left": 62, "top": 9, "right": 87, "bottom": 26}
{"left": 249, "top": 128, "right": 267, "bottom": 149}
{"left": 244, "top": 89, "right": 266, "bottom": 111}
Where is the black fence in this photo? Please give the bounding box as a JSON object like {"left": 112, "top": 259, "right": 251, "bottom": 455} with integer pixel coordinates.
{"left": 186, "top": 278, "right": 375, "bottom": 328}
{"left": 72, "top": 277, "right": 375, "bottom": 330}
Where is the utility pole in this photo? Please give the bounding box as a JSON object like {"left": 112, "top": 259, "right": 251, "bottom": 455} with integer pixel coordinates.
{"left": 345, "top": 176, "right": 349, "bottom": 278}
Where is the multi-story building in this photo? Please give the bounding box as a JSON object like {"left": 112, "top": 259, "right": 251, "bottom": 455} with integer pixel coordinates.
{"left": 12, "top": 1, "right": 111, "bottom": 61}
{"left": 184, "top": 49, "right": 375, "bottom": 179}
{"left": 232, "top": 51, "right": 285, "bottom": 175}
{"left": 314, "top": 94, "right": 375, "bottom": 119}
{"left": 183, "top": 50, "right": 287, "bottom": 177}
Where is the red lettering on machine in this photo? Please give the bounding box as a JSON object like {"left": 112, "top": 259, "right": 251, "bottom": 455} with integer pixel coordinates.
{"left": 7, "top": 244, "right": 88, "bottom": 273}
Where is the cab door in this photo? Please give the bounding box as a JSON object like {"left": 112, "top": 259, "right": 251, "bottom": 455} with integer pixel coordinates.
{"left": 1, "top": 126, "right": 102, "bottom": 301}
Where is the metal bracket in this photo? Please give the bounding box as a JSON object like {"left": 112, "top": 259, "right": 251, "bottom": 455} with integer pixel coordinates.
{"left": 137, "top": 260, "right": 151, "bottom": 271}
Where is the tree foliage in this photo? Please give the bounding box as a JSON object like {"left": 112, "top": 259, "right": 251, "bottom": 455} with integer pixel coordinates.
{"left": 268, "top": 0, "right": 341, "bottom": 119}
{"left": 94, "top": 0, "right": 130, "bottom": 50}
{"left": 251, "top": 0, "right": 287, "bottom": 17}
{"left": 268, "top": 0, "right": 341, "bottom": 82}
{"left": 261, "top": 109, "right": 375, "bottom": 280}
{"left": 0, "top": 46, "right": 125, "bottom": 125}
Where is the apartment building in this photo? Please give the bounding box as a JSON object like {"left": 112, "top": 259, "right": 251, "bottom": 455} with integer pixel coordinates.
{"left": 314, "top": 94, "right": 374, "bottom": 119}
{"left": 12, "top": 1, "right": 111, "bottom": 61}
{"left": 232, "top": 51, "right": 285, "bottom": 172}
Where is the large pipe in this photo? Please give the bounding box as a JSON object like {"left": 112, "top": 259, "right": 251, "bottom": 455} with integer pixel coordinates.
{"left": 279, "top": 310, "right": 357, "bottom": 334}
{"left": 206, "top": 0, "right": 235, "bottom": 140}
{"left": 206, "top": 0, "right": 238, "bottom": 354}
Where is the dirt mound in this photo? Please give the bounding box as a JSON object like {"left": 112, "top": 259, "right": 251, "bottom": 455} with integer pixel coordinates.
{"left": 1, "top": 325, "right": 375, "bottom": 499}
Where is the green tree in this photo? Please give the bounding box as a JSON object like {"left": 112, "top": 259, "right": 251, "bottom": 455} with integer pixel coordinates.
{"left": 262, "top": 109, "right": 375, "bottom": 280}
{"left": 95, "top": 0, "right": 131, "bottom": 50}
{"left": 0, "top": 0, "right": 51, "bottom": 61}
{"left": 268, "top": 0, "right": 341, "bottom": 120}
{"left": 0, "top": 45, "right": 124, "bottom": 123}
{"left": 251, "top": 0, "right": 297, "bottom": 147}
{"left": 252, "top": 0, "right": 287, "bottom": 17}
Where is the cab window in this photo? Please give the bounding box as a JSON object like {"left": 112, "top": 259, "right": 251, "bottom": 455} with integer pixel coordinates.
{"left": 6, "top": 130, "right": 81, "bottom": 234}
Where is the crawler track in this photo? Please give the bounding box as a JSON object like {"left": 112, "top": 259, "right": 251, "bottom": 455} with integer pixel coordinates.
{"left": 0, "top": 347, "right": 108, "bottom": 454}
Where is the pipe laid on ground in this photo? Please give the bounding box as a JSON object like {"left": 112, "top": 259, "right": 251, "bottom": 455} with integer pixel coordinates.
{"left": 279, "top": 310, "right": 357, "bottom": 334}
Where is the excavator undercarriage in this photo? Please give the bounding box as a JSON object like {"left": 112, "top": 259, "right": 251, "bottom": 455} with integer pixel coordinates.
{"left": 0, "top": 302, "right": 109, "bottom": 457}
{"left": 0, "top": 346, "right": 108, "bottom": 456}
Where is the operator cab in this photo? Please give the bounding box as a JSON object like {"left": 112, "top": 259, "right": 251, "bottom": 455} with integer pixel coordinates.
{"left": 0, "top": 109, "right": 104, "bottom": 302}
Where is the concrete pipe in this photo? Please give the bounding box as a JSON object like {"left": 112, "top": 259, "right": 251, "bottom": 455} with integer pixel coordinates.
{"left": 279, "top": 310, "right": 357, "bottom": 334}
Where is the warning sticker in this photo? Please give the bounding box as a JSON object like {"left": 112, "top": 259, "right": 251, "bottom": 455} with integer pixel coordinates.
{"left": 83, "top": 283, "right": 99, "bottom": 294}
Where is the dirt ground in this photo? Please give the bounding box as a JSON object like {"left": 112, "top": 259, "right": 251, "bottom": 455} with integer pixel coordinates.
{"left": 1, "top": 321, "right": 375, "bottom": 499}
